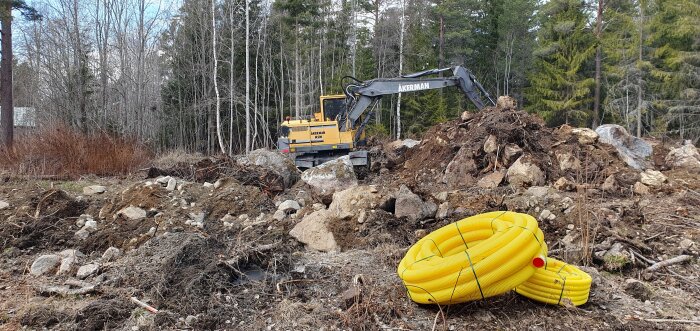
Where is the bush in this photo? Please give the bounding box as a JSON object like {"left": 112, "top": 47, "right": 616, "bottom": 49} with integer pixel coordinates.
{"left": 0, "top": 125, "right": 151, "bottom": 177}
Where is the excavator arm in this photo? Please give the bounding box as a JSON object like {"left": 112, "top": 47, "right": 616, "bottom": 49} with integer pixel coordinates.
{"left": 340, "top": 66, "right": 495, "bottom": 141}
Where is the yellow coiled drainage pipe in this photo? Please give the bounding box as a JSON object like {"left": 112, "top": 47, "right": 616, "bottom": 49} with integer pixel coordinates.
{"left": 398, "top": 211, "right": 547, "bottom": 305}
{"left": 514, "top": 257, "right": 592, "bottom": 306}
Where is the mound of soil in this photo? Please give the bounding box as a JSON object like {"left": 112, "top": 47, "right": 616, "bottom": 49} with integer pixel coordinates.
{"left": 397, "top": 107, "right": 630, "bottom": 193}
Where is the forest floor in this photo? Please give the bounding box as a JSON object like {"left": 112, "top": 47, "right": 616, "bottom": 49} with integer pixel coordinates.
{"left": 0, "top": 104, "right": 699, "bottom": 330}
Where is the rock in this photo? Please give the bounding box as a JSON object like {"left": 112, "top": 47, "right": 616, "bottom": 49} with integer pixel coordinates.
{"left": 602, "top": 175, "right": 617, "bottom": 192}
{"left": 76, "top": 264, "right": 100, "bottom": 279}
{"left": 633, "top": 182, "right": 650, "bottom": 195}
{"left": 237, "top": 148, "right": 301, "bottom": 188}
{"left": 289, "top": 210, "right": 338, "bottom": 252}
{"left": 185, "top": 315, "right": 198, "bottom": 326}
{"left": 395, "top": 185, "right": 437, "bottom": 222}
{"left": 414, "top": 229, "right": 428, "bottom": 239}
{"left": 83, "top": 185, "right": 106, "bottom": 195}
{"left": 117, "top": 206, "right": 147, "bottom": 221}
{"left": 579, "top": 266, "right": 602, "bottom": 288}
{"left": 74, "top": 229, "right": 90, "bottom": 240}
{"left": 665, "top": 142, "right": 700, "bottom": 171}
{"left": 483, "top": 135, "right": 498, "bottom": 154}
{"left": 30, "top": 255, "right": 62, "bottom": 276}
{"left": 502, "top": 144, "right": 523, "bottom": 165}
{"left": 436, "top": 202, "right": 451, "bottom": 220}
{"left": 58, "top": 249, "right": 83, "bottom": 275}
{"left": 554, "top": 177, "right": 575, "bottom": 191}
{"left": 640, "top": 169, "right": 666, "bottom": 187}
{"left": 166, "top": 178, "right": 177, "bottom": 191}
{"left": 434, "top": 191, "right": 449, "bottom": 202}
{"left": 312, "top": 203, "right": 325, "bottom": 211}
{"left": 156, "top": 176, "right": 171, "bottom": 184}
{"left": 506, "top": 156, "right": 545, "bottom": 187}
{"left": 496, "top": 96, "right": 517, "bottom": 110}
{"left": 571, "top": 128, "right": 599, "bottom": 145}
{"left": 624, "top": 279, "right": 653, "bottom": 301}
{"left": 443, "top": 146, "right": 477, "bottom": 188}
{"left": 539, "top": 209, "right": 555, "bottom": 221}
{"left": 602, "top": 243, "right": 631, "bottom": 271}
{"left": 101, "top": 247, "right": 122, "bottom": 262}
{"left": 461, "top": 111, "right": 474, "bottom": 121}
{"left": 596, "top": 124, "right": 652, "bottom": 169}
{"left": 273, "top": 209, "right": 287, "bottom": 221}
{"left": 679, "top": 238, "right": 694, "bottom": 251}
{"left": 0, "top": 200, "right": 9, "bottom": 210}
{"left": 203, "top": 182, "right": 213, "bottom": 188}
{"left": 83, "top": 220, "right": 97, "bottom": 233}
{"left": 301, "top": 156, "right": 357, "bottom": 202}
{"left": 477, "top": 171, "right": 505, "bottom": 189}
{"left": 556, "top": 152, "right": 581, "bottom": 171}
{"left": 278, "top": 200, "right": 301, "bottom": 213}
{"left": 327, "top": 185, "right": 382, "bottom": 221}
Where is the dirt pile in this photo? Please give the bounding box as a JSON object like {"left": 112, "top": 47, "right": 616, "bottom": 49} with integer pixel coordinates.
{"left": 395, "top": 106, "right": 631, "bottom": 194}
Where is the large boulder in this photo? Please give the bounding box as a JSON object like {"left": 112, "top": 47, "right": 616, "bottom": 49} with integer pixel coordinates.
{"left": 506, "top": 156, "right": 545, "bottom": 187}
{"left": 237, "top": 148, "right": 301, "bottom": 188}
{"left": 289, "top": 209, "right": 339, "bottom": 252}
{"left": 595, "top": 124, "right": 652, "bottom": 169}
{"left": 665, "top": 142, "right": 700, "bottom": 171}
{"left": 301, "top": 156, "right": 357, "bottom": 202}
{"left": 385, "top": 139, "right": 420, "bottom": 169}
{"left": 394, "top": 185, "right": 437, "bottom": 222}
{"left": 327, "top": 185, "right": 382, "bottom": 220}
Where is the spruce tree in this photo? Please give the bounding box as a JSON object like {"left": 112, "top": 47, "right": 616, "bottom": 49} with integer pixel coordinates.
{"left": 526, "top": 0, "right": 595, "bottom": 126}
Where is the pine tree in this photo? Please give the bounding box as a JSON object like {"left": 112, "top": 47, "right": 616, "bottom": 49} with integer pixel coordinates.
{"left": 526, "top": 0, "right": 595, "bottom": 126}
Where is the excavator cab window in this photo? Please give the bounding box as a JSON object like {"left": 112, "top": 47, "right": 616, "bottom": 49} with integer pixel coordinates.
{"left": 322, "top": 98, "right": 345, "bottom": 122}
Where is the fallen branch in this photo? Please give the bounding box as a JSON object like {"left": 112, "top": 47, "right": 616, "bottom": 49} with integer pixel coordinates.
{"left": 645, "top": 318, "right": 700, "bottom": 324}
{"left": 130, "top": 296, "right": 159, "bottom": 314}
{"left": 645, "top": 255, "right": 691, "bottom": 272}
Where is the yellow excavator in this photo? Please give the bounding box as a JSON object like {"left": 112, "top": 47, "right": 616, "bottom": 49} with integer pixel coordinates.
{"left": 277, "top": 66, "right": 494, "bottom": 168}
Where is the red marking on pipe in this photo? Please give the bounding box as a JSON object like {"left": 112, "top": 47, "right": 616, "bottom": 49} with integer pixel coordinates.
{"left": 532, "top": 256, "right": 545, "bottom": 268}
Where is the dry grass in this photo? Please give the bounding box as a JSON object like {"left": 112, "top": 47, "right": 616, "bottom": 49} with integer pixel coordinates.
{"left": 0, "top": 125, "right": 151, "bottom": 178}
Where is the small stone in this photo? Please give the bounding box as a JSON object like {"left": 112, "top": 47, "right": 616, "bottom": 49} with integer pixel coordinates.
{"left": 185, "top": 315, "right": 197, "bottom": 326}
{"left": 83, "top": 185, "right": 107, "bottom": 195}
{"left": 414, "top": 229, "right": 428, "bottom": 239}
{"left": 539, "top": 209, "right": 553, "bottom": 221}
{"left": 74, "top": 229, "right": 89, "bottom": 240}
{"left": 58, "top": 249, "right": 83, "bottom": 275}
{"left": 357, "top": 210, "right": 367, "bottom": 224}
{"left": 166, "top": 178, "right": 177, "bottom": 191}
{"left": 278, "top": 200, "right": 301, "bottom": 213}
{"left": 436, "top": 202, "right": 451, "bottom": 219}
{"left": 679, "top": 238, "right": 694, "bottom": 251}
{"left": 567, "top": 224, "right": 575, "bottom": 230}
{"left": 188, "top": 212, "right": 205, "bottom": 223}
{"left": 477, "top": 171, "right": 505, "bottom": 189}
{"left": 117, "top": 206, "right": 147, "bottom": 221}
{"left": 238, "top": 214, "right": 249, "bottom": 221}
{"left": 83, "top": 220, "right": 97, "bottom": 233}
{"left": 203, "top": 182, "right": 213, "bottom": 188}
{"left": 571, "top": 128, "right": 599, "bottom": 145}
{"left": 483, "top": 135, "right": 498, "bottom": 154}
{"left": 640, "top": 170, "right": 667, "bottom": 188}
{"left": 0, "top": 200, "right": 9, "bottom": 210}
{"left": 30, "top": 255, "right": 62, "bottom": 276}
{"left": 77, "top": 264, "right": 100, "bottom": 279}
{"left": 461, "top": 111, "right": 474, "bottom": 121}
{"left": 312, "top": 203, "right": 325, "bottom": 211}
{"left": 554, "top": 177, "right": 575, "bottom": 191}
{"left": 273, "top": 209, "right": 286, "bottom": 221}
{"left": 214, "top": 179, "right": 225, "bottom": 189}
{"left": 624, "top": 278, "right": 653, "bottom": 301}
{"left": 633, "top": 182, "right": 650, "bottom": 195}
{"left": 156, "top": 176, "right": 171, "bottom": 184}
{"left": 434, "top": 191, "right": 449, "bottom": 202}
{"left": 602, "top": 175, "right": 617, "bottom": 192}
{"left": 101, "top": 247, "right": 122, "bottom": 262}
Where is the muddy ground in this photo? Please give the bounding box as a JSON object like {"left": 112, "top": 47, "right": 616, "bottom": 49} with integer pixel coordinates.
{"left": 0, "top": 107, "right": 699, "bottom": 330}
